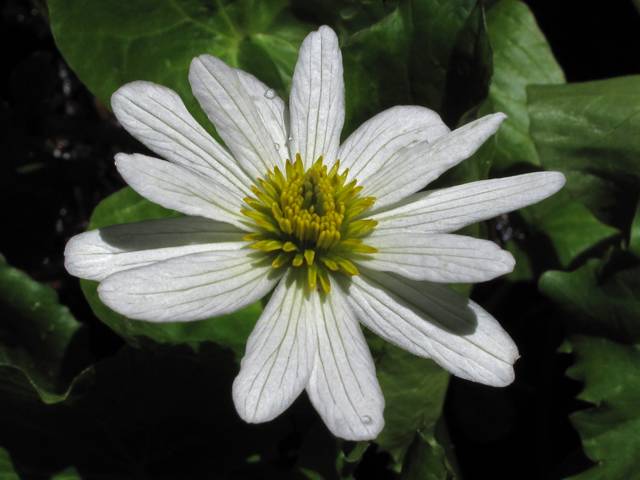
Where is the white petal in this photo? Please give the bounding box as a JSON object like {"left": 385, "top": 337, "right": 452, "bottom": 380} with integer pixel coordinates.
{"left": 360, "top": 232, "right": 515, "bottom": 283}
{"left": 64, "top": 216, "right": 246, "bottom": 281}
{"left": 111, "top": 81, "right": 252, "bottom": 197}
{"left": 115, "top": 153, "right": 250, "bottom": 230}
{"left": 189, "top": 55, "right": 283, "bottom": 180}
{"left": 233, "top": 68, "right": 291, "bottom": 165}
{"left": 233, "top": 270, "right": 316, "bottom": 423}
{"left": 338, "top": 105, "right": 450, "bottom": 184}
{"left": 340, "top": 269, "right": 518, "bottom": 386}
{"left": 373, "top": 172, "right": 566, "bottom": 233}
{"left": 306, "top": 286, "right": 385, "bottom": 441}
{"left": 98, "top": 249, "right": 283, "bottom": 322}
{"left": 289, "top": 26, "right": 345, "bottom": 168}
{"left": 362, "top": 113, "right": 507, "bottom": 211}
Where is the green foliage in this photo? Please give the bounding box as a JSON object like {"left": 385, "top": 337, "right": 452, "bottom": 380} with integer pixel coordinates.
{"left": 528, "top": 76, "right": 640, "bottom": 232}
{"left": 540, "top": 253, "right": 640, "bottom": 343}
{"left": 543, "top": 248, "right": 640, "bottom": 478}
{"left": 80, "top": 187, "right": 263, "bottom": 358}
{"left": 368, "top": 335, "right": 450, "bottom": 465}
{"left": 480, "top": 0, "right": 565, "bottom": 172}
{"left": 399, "top": 431, "right": 448, "bottom": 480}
{"left": 48, "top": 0, "right": 313, "bottom": 138}
{"left": 562, "top": 335, "right": 640, "bottom": 480}
{"left": 0, "top": 254, "right": 89, "bottom": 402}
{"left": 341, "top": 0, "right": 492, "bottom": 135}
{"left": 519, "top": 190, "right": 619, "bottom": 269}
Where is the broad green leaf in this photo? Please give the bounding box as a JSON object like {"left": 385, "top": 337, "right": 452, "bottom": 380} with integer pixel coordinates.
{"left": 562, "top": 335, "right": 640, "bottom": 480}
{"left": 481, "top": 0, "right": 564, "bottom": 172}
{"left": 367, "top": 334, "right": 450, "bottom": 466}
{"left": 0, "top": 254, "right": 88, "bottom": 402}
{"left": 341, "top": 0, "right": 492, "bottom": 136}
{"left": 528, "top": 76, "right": 640, "bottom": 231}
{"left": 0, "top": 447, "right": 19, "bottom": 480}
{"left": 540, "top": 254, "right": 640, "bottom": 343}
{"left": 0, "top": 343, "right": 293, "bottom": 479}
{"left": 519, "top": 189, "right": 619, "bottom": 269}
{"left": 48, "top": 0, "right": 313, "bottom": 133}
{"left": 399, "top": 431, "right": 448, "bottom": 480}
{"left": 80, "top": 187, "right": 263, "bottom": 359}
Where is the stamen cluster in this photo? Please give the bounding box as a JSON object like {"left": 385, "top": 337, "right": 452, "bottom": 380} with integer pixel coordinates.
{"left": 241, "top": 154, "right": 378, "bottom": 293}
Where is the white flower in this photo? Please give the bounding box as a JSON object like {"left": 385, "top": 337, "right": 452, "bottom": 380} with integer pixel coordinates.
{"left": 65, "top": 26, "right": 565, "bottom": 440}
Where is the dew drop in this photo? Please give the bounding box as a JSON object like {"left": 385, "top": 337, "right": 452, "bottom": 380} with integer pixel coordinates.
{"left": 361, "top": 415, "right": 372, "bottom": 425}
{"left": 264, "top": 88, "right": 276, "bottom": 99}
{"left": 274, "top": 143, "right": 280, "bottom": 151}
{"left": 288, "top": 134, "right": 293, "bottom": 141}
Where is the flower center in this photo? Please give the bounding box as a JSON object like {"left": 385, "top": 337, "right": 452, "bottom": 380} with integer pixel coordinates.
{"left": 241, "top": 154, "right": 378, "bottom": 293}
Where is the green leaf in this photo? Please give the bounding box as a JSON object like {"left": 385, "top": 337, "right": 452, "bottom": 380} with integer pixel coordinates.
{"left": 563, "top": 335, "right": 640, "bottom": 480}
{"left": 0, "top": 343, "right": 294, "bottom": 479}
{"left": 519, "top": 189, "right": 619, "bottom": 269}
{"left": 542, "top": 244, "right": 640, "bottom": 478}
{"left": 0, "top": 254, "right": 88, "bottom": 402}
{"left": 528, "top": 76, "right": 640, "bottom": 231}
{"left": 47, "top": 0, "right": 312, "bottom": 134}
{"left": 367, "top": 334, "right": 451, "bottom": 466}
{"left": 80, "top": 187, "right": 263, "bottom": 359}
{"left": 0, "top": 447, "right": 19, "bottom": 480}
{"left": 341, "top": 0, "right": 492, "bottom": 136}
{"left": 399, "top": 431, "right": 448, "bottom": 480}
{"left": 481, "top": 0, "right": 564, "bottom": 172}
{"left": 540, "top": 254, "right": 640, "bottom": 343}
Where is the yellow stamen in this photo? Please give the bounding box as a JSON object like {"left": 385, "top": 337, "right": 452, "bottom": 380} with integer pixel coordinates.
{"left": 241, "top": 155, "right": 378, "bottom": 293}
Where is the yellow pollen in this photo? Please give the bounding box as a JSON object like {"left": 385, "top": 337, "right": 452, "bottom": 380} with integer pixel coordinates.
{"left": 242, "top": 154, "right": 378, "bottom": 293}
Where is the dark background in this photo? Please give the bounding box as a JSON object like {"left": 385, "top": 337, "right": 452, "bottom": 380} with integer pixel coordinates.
{"left": 1, "top": 0, "right": 639, "bottom": 478}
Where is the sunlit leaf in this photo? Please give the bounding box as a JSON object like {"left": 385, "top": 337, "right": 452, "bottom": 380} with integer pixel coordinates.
{"left": 47, "top": 0, "right": 313, "bottom": 134}
{"left": 528, "top": 76, "right": 640, "bottom": 231}
{"left": 480, "top": 0, "right": 564, "bottom": 172}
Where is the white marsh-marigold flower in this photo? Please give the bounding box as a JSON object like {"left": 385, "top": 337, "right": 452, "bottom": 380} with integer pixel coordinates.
{"left": 65, "top": 26, "right": 565, "bottom": 440}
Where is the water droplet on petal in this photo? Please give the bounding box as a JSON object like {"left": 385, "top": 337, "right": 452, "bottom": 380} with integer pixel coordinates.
{"left": 274, "top": 143, "right": 280, "bottom": 151}
{"left": 288, "top": 134, "right": 293, "bottom": 141}
{"left": 264, "top": 88, "right": 276, "bottom": 99}
{"left": 361, "top": 415, "right": 372, "bottom": 425}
